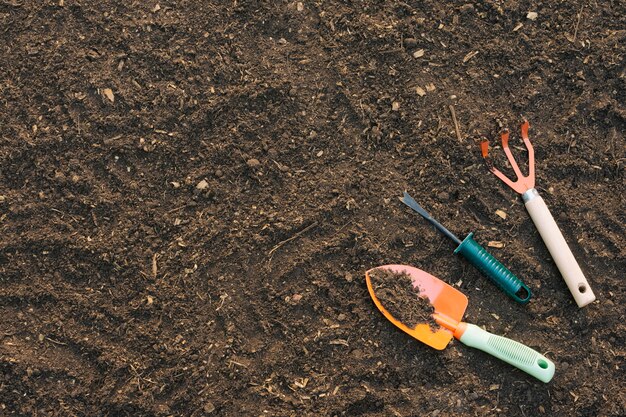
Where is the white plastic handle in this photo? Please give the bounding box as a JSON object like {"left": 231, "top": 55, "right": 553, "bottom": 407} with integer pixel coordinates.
{"left": 523, "top": 189, "right": 596, "bottom": 307}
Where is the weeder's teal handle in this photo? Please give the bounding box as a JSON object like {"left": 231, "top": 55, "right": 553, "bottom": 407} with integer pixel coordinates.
{"left": 459, "top": 323, "right": 555, "bottom": 383}
{"left": 454, "top": 233, "right": 531, "bottom": 304}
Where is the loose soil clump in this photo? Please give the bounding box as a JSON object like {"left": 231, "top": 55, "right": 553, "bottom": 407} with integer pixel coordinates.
{"left": 369, "top": 268, "right": 438, "bottom": 329}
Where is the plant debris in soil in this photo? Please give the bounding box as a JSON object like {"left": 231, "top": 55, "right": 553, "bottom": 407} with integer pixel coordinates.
{"left": 369, "top": 268, "right": 438, "bottom": 330}
{"left": 0, "top": 1, "right": 624, "bottom": 416}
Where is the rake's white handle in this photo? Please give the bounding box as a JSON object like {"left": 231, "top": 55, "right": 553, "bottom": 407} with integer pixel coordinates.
{"left": 523, "top": 189, "right": 595, "bottom": 307}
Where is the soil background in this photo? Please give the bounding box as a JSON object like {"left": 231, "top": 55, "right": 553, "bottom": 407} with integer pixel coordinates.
{"left": 0, "top": 1, "right": 624, "bottom": 416}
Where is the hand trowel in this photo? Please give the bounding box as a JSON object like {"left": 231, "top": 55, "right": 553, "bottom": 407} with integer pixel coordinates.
{"left": 365, "top": 264, "right": 555, "bottom": 383}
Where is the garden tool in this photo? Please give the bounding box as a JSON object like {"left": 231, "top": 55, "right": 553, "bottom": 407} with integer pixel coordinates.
{"left": 365, "top": 264, "right": 555, "bottom": 383}
{"left": 400, "top": 192, "right": 531, "bottom": 303}
{"left": 480, "top": 120, "right": 595, "bottom": 307}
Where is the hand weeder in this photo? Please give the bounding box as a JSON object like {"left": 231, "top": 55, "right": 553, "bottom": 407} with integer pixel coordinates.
{"left": 400, "top": 192, "right": 532, "bottom": 304}
{"left": 480, "top": 120, "right": 595, "bottom": 307}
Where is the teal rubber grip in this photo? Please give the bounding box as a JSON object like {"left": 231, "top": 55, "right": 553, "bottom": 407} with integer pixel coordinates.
{"left": 459, "top": 323, "right": 555, "bottom": 383}
{"left": 454, "top": 233, "right": 531, "bottom": 304}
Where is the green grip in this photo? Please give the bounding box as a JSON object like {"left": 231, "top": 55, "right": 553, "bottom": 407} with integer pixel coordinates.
{"left": 454, "top": 233, "right": 531, "bottom": 303}
{"left": 459, "top": 323, "right": 555, "bottom": 383}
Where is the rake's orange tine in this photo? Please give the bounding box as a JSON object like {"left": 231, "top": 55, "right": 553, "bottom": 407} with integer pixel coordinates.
{"left": 479, "top": 138, "right": 520, "bottom": 190}
{"left": 521, "top": 120, "right": 529, "bottom": 140}
{"left": 492, "top": 166, "right": 520, "bottom": 191}
{"left": 481, "top": 120, "right": 536, "bottom": 194}
{"left": 521, "top": 120, "right": 535, "bottom": 189}
{"left": 500, "top": 129, "right": 509, "bottom": 148}
{"left": 501, "top": 129, "right": 526, "bottom": 182}
{"left": 480, "top": 139, "right": 489, "bottom": 158}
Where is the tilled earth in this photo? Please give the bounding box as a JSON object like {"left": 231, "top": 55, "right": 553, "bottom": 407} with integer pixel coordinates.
{"left": 0, "top": 1, "right": 624, "bottom": 416}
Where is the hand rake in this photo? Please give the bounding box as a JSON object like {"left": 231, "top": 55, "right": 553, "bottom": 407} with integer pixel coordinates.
{"left": 480, "top": 120, "right": 595, "bottom": 307}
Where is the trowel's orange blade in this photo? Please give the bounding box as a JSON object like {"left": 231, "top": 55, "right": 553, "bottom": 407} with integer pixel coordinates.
{"left": 365, "top": 265, "right": 468, "bottom": 350}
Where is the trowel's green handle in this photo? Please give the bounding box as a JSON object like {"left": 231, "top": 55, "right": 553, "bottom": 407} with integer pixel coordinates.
{"left": 459, "top": 323, "right": 555, "bottom": 383}
{"left": 454, "top": 233, "right": 531, "bottom": 304}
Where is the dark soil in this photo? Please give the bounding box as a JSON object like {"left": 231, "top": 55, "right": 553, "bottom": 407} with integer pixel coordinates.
{"left": 369, "top": 268, "right": 438, "bottom": 329}
{"left": 1, "top": 1, "right": 625, "bottom": 416}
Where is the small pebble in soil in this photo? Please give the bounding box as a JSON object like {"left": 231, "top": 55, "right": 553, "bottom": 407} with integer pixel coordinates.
{"left": 437, "top": 191, "right": 449, "bottom": 200}
{"left": 404, "top": 37, "right": 418, "bottom": 48}
{"left": 196, "top": 179, "right": 209, "bottom": 190}
{"left": 102, "top": 88, "right": 114, "bottom": 103}
{"left": 351, "top": 348, "right": 363, "bottom": 358}
{"left": 246, "top": 158, "right": 261, "bottom": 168}
{"left": 203, "top": 401, "right": 216, "bottom": 413}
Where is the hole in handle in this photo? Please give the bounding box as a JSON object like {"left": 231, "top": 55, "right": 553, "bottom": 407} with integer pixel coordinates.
{"left": 578, "top": 284, "right": 587, "bottom": 293}
{"left": 514, "top": 286, "right": 531, "bottom": 303}
{"left": 537, "top": 359, "right": 549, "bottom": 369}
{"left": 515, "top": 286, "right": 530, "bottom": 300}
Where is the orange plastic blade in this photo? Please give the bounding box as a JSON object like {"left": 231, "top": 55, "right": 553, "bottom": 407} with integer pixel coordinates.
{"left": 365, "top": 265, "right": 468, "bottom": 350}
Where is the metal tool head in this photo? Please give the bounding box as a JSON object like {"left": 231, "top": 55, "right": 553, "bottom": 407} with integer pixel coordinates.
{"left": 480, "top": 120, "right": 535, "bottom": 194}
{"left": 365, "top": 265, "right": 468, "bottom": 350}
{"left": 400, "top": 191, "right": 431, "bottom": 219}
{"left": 400, "top": 192, "right": 462, "bottom": 245}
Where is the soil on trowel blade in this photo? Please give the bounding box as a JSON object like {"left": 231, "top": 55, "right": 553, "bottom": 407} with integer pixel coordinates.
{"left": 369, "top": 268, "right": 438, "bottom": 330}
